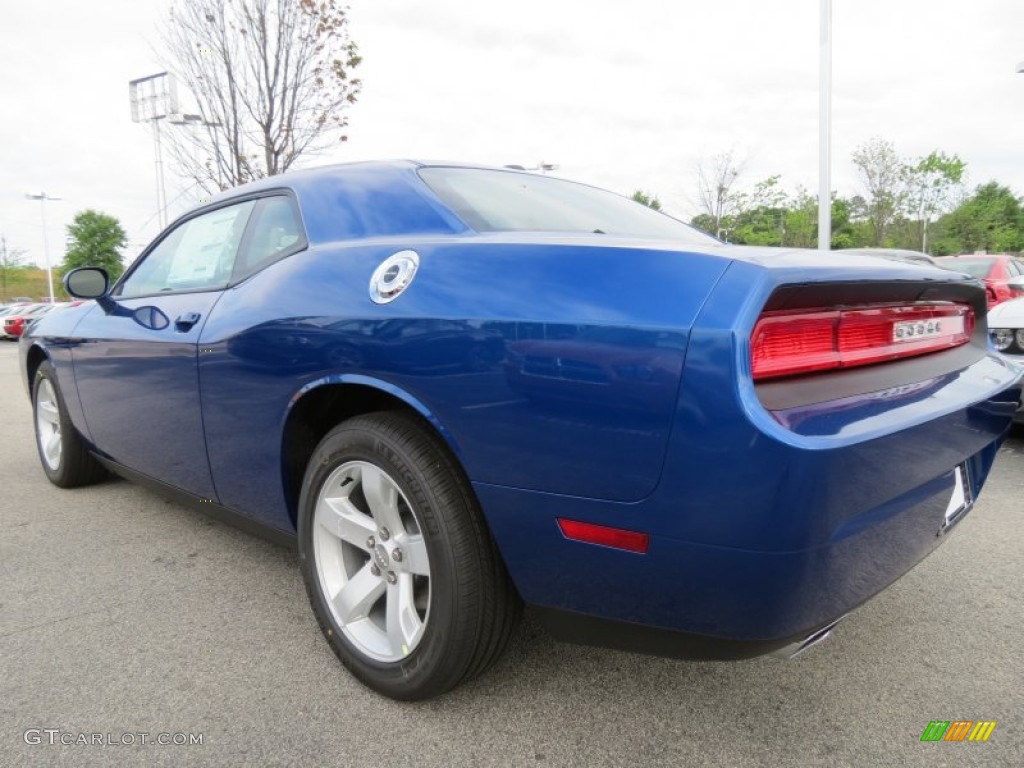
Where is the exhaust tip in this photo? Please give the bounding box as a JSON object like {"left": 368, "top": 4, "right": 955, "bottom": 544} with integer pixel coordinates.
{"left": 770, "top": 616, "right": 846, "bottom": 660}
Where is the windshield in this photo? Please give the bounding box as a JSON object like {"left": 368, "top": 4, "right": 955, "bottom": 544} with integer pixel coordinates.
{"left": 419, "top": 167, "right": 717, "bottom": 244}
{"left": 942, "top": 258, "right": 993, "bottom": 278}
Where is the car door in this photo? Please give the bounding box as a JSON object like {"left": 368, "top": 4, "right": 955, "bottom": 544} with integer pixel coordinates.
{"left": 72, "top": 200, "right": 256, "bottom": 499}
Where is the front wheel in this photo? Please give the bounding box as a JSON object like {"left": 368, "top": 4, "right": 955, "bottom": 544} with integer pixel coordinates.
{"left": 33, "top": 360, "right": 106, "bottom": 488}
{"left": 297, "top": 411, "right": 520, "bottom": 700}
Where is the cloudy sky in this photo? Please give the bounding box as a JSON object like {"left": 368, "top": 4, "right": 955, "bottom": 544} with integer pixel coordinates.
{"left": 2, "top": 0, "right": 1023, "bottom": 270}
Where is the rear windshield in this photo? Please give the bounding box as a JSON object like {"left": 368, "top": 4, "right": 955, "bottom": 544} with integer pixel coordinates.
{"left": 942, "top": 258, "right": 993, "bottom": 278}
{"left": 419, "top": 167, "right": 718, "bottom": 244}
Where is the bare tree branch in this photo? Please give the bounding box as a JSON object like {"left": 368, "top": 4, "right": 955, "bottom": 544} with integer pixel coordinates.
{"left": 160, "top": 0, "right": 362, "bottom": 193}
{"left": 694, "top": 150, "right": 744, "bottom": 239}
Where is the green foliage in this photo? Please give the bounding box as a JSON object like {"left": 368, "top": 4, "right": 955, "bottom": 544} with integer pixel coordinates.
{"left": 64, "top": 210, "right": 127, "bottom": 281}
{"left": 0, "top": 236, "right": 29, "bottom": 301}
{"left": 687, "top": 140, "right": 1023, "bottom": 256}
{"left": 904, "top": 151, "right": 966, "bottom": 252}
{"left": 631, "top": 190, "right": 662, "bottom": 211}
{"left": 851, "top": 137, "right": 907, "bottom": 246}
{"left": 0, "top": 267, "right": 57, "bottom": 302}
{"left": 690, "top": 213, "right": 715, "bottom": 236}
{"left": 782, "top": 192, "right": 818, "bottom": 248}
{"left": 932, "top": 182, "right": 1024, "bottom": 255}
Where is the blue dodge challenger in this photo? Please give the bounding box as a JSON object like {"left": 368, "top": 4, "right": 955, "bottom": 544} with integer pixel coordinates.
{"left": 20, "top": 162, "right": 1023, "bottom": 700}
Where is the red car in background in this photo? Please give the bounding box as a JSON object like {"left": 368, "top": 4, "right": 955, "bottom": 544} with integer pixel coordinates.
{"left": 2, "top": 303, "right": 84, "bottom": 339}
{"left": 3, "top": 304, "right": 54, "bottom": 339}
{"left": 937, "top": 254, "right": 1024, "bottom": 307}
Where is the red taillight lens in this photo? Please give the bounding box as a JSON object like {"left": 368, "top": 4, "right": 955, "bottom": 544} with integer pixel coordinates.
{"left": 751, "top": 304, "right": 974, "bottom": 381}
{"left": 557, "top": 518, "right": 649, "bottom": 553}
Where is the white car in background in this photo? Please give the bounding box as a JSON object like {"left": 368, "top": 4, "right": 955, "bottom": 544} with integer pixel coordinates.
{"left": 989, "top": 295, "right": 1024, "bottom": 423}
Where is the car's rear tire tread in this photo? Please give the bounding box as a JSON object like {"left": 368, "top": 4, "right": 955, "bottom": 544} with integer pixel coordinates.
{"left": 358, "top": 411, "right": 522, "bottom": 691}
{"left": 298, "top": 410, "right": 520, "bottom": 699}
{"left": 34, "top": 361, "right": 107, "bottom": 488}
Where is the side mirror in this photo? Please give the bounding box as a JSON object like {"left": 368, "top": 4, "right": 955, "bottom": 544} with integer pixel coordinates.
{"left": 1007, "top": 275, "right": 1024, "bottom": 291}
{"left": 64, "top": 267, "right": 121, "bottom": 315}
{"left": 64, "top": 267, "right": 109, "bottom": 299}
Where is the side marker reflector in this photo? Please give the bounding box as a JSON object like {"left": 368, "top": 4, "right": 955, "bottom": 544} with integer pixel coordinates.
{"left": 557, "top": 518, "right": 649, "bottom": 553}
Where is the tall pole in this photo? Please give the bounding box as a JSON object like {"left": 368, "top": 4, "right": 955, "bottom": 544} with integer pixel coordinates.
{"left": 153, "top": 118, "right": 167, "bottom": 229}
{"left": 1, "top": 235, "right": 8, "bottom": 300}
{"left": 25, "top": 192, "right": 60, "bottom": 301}
{"left": 818, "top": 0, "right": 832, "bottom": 252}
{"left": 130, "top": 73, "right": 177, "bottom": 232}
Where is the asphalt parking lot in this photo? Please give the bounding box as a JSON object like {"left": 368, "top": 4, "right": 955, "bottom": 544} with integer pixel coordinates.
{"left": 1, "top": 341, "right": 1022, "bottom": 768}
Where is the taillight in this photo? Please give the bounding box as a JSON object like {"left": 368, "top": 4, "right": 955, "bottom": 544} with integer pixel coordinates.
{"left": 751, "top": 303, "right": 974, "bottom": 381}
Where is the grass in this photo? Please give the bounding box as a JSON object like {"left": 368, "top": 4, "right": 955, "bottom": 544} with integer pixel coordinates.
{"left": 0, "top": 268, "right": 68, "bottom": 303}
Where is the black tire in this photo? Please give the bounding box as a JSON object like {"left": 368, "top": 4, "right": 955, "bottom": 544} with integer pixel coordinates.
{"left": 297, "top": 411, "right": 520, "bottom": 700}
{"left": 32, "top": 360, "right": 107, "bottom": 488}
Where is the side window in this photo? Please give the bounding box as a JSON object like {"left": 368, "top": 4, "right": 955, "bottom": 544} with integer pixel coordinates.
{"left": 1010, "top": 260, "right": 1024, "bottom": 276}
{"left": 117, "top": 201, "right": 256, "bottom": 297}
{"left": 233, "top": 196, "right": 306, "bottom": 282}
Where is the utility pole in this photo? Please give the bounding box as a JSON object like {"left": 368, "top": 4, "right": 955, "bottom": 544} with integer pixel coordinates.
{"left": 129, "top": 73, "right": 178, "bottom": 230}
{"left": 130, "top": 73, "right": 221, "bottom": 228}
{"left": 818, "top": 0, "right": 832, "bottom": 253}
{"left": 25, "top": 192, "right": 61, "bottom": 301}
{"left": 1, "top": 235, "right": 8, "bottom": 300}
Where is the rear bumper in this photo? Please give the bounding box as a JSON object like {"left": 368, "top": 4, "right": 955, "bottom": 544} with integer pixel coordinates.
{"left": 533, "top": 605, "right": 846, "bottom": 661}
{"left": 479, "top": 445, "right": 996, "bottom": 643}
{"left": 477, "top": 352, "right": 1021, "bottom": 653}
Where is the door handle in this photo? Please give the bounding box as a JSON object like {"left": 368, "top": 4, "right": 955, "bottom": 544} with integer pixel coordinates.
{"left": 174, "top": 311, "right": 202, "bottom": 332}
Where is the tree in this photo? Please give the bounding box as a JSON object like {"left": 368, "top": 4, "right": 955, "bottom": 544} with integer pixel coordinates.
{"left": 0, "top": 236, "right": 28, "bottom": 300}
{"left": 851, "top": 137, "right": 907, "bottom": 246}
{"left": 631, "top": 190, "right": 662, "bottom": 210}
{"left": 695, "top": 150, "right": 744, "bottom": 239}
{"left": 64, "top": 211, "right": 128, "bottom": 281}
{"left": 932, "top": 182, "right": 1024, "bottom": 255}
{"left": 161, "top": 0, "right": 362, "bottom": 192}
{"left": 781, "top": 189, "right": 819, "bottom": 248}
{"left": 904, "top": 151, "right": 966, "bottom": 253}
{"left": 728, "top": 176, "right": 788, "bottom": 246}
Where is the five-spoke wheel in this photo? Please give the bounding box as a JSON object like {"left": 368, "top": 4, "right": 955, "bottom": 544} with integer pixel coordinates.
{"left": 298, "top": 411, "right": 520, "bottom": 700}
{"left": 32, "top": 361, "right": 106, "bottom": 488}
{"left": 34, "top": 377, "right": 63, "bottom": 472}
{"left": 313, "top": 461, "right": 431, "bottom": 662}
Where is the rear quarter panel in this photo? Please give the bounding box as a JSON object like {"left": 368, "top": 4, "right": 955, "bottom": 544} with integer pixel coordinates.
{"left": 197, "top": 235, "right": 732, "bottom": 530}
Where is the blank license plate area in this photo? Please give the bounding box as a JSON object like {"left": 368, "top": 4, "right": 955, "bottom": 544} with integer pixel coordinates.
{"left": 941, "top": 463, "right": 973, "bottom": 533}
{"left": 893, "top": 316, "right": 964, "bottom": 342}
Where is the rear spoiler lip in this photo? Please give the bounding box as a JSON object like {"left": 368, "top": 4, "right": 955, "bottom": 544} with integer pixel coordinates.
{"left": 761, "top": 278, "right": 986, "bottom": 319}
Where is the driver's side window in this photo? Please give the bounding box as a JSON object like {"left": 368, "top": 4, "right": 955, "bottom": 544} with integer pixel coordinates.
{"left": 117, "top": 201, "right": 256, "bottom": 298}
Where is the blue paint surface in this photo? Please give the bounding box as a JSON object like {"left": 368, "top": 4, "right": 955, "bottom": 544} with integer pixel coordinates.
{"left": 21, "top": 161, "right": 1022, "bottom": 643}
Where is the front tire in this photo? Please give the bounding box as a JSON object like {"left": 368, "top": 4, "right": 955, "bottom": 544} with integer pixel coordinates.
{"left": 297, "top": 411, "right": 519, "bottom": 700}
{"left": 33, "top": 360, "right": 106, "bottom": 488}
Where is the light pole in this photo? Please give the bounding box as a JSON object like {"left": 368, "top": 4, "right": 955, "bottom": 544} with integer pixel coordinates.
{"left": 25, "top": 192, "right": 60, "bottom": 301}
{"left": 129, "top": 72, "right": 178, "bottom": 230}
{"left": 818, "top": 0, "right": 832, "bottom": 253}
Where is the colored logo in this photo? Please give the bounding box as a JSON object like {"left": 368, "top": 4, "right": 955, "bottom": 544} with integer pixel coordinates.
{"left": 920, "top": 721, "right": 996, "bottom": 742}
